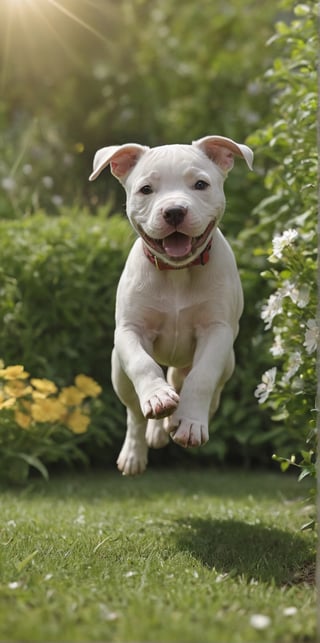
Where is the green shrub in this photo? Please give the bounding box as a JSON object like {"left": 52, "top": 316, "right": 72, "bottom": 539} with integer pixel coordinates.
{"left": 0, "top": 210, "right": 135, "bottom": 463}
{"left": 0, "top": 209, "right": 131, "bottom": 378}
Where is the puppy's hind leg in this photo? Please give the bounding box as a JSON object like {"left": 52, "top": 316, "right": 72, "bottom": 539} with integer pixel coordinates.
{"left": 145, "top": 419, "right": 170, "bottom": 449}
{"left": 209, "top": 350, "right": 235, "bottom": 418}
{"left": 112, "top": 349, "right": 148, "bottom": 475}
{"left": 167, "top": 365, "right": 190, "bottom": 393}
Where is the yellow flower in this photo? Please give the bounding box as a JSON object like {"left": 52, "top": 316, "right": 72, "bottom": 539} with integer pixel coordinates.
{"left": 15, "top": 410, "right": 31, "bottom": 430}
{"left": 0, "top": 365, "right": 29, "bottom": 380}
{"left": 31, "top": 378, "right": 58, "bottom": 395}
{"left": 0, "top": 397, "right": 16, "bottom": 410}
{"left": 21, "top": 400, "right": 32, "bottom": 412}
{"left": 4, "top": 381, "right": 33, "bottom": 398}
{"left": 75, "top": 375, "right": 102, "bottom": 398}
{"left": 65, "top": 409, "right": 90, "bottom": 434}
{"left": 32, "top": 390, "right": 51, "bottom": 401}
{"left": 31, "top": 398, "right": 65, "bottom": 423}
{"left": 59, "top": 386, "right": 86, "bottom": 406}
{"left": 0, "top": 359, "right": 4, "bottom": 369}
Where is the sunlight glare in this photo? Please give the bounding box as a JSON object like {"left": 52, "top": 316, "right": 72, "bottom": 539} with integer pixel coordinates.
{"left": 6, "top": 0, "right": 35, "bottom": 9}
{"left": 7, "top": 0, "right": 31, "bottom": 4}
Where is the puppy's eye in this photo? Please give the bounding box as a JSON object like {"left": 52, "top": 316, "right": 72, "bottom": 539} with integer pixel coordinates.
{"left": 139, "top": 185, "right": 153, "bottom": 195}
{"left": 194, "top": 180, "right": 209, "bottom": 190}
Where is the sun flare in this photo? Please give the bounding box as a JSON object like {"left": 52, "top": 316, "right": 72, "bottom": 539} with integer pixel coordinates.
{"left": 6, "top": 0, "right": 36, "bottom": 7}
{"left": 1, "top": 0, "right": 108, "bottom": 89}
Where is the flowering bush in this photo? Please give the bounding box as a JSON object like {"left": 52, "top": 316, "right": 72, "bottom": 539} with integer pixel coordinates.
{"left": 248, "top": 0, "right": 317, "bottom": 483}
{"left": 254, "top": 227, "right": 317, "bottom": 479}
{"left": 0, "top": 362, "right": 102, "bottom": 483}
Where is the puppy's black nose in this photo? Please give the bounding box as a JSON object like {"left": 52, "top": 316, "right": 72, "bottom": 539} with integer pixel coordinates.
{"left": 164, "top": 206, "right": 187, "bottom": 227}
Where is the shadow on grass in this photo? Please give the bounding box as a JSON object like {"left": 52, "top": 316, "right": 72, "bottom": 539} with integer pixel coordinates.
{"left": 175, "top": 517, "right": 315, "bottom": 586}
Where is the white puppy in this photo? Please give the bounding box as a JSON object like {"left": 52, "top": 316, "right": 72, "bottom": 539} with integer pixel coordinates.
{"left": 89, "top": 135, "right": 253, "bottom": 475}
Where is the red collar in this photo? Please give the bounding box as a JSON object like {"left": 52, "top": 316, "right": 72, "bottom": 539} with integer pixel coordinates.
{"left": 143, "top": 239, "right": 212, "bottom": 271}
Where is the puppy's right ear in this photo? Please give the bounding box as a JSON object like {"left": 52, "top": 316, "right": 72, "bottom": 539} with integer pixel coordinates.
{"left": 89, "top": 144, "right": 148, "bottom": 182}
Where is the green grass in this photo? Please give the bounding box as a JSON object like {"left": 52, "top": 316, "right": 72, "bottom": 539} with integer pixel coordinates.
{"left": 0, "top": 468, "right": 316, "bottom": 642}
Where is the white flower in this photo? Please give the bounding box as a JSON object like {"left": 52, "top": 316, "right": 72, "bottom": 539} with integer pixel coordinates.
{"left": 303, "top": 319, "right": 318, "bottom": 354}
{"left": 42, "top": 176, "right": 54, "bottom": 189}
{"left": 254, "top": 367, "right": 277, "bottom": 404}
{"left": 215, "top": 573, "right": 229, "bottom": 583}
{"left": 271, "top": 228, "right": 298, "bottom": 259}
{"left": 1, "top": 177, "right": 16, "bottom": 192}
{"left": 262, "top": 281, "right": 310, "bottom": 330}
{"left": 270, "top": 332, "right": 284, "bottom": 357}
{"left": 8, "top": 581, "right": 21, "bottom": 590}
{"left": 282, "top": 351, "right": 302, "bottom": 384}
{"left": 51, "top": 195, "right": 63, "bottom": 207}
{"left": 99, "top": 604, "right": 119, "bottom": 621}
{"left": 124, "top": 571, "right": 137, "bottom": 578}
{"left": 261, "top": 292, "right": 284, "bottom": 329}
{"left": 250, "top": 614, "right": 271, "bottom": 630}
{"left": 283, "top": 606, "right": 298, "bottom": 616}
{"left": 283, "top": 280, "right": 310, "bottom": 308}
{"left": 23, "top": 164, "right": 33, "bottom": 175}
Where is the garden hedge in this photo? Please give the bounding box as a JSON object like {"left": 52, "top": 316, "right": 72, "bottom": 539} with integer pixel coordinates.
{"left": 0, "top": 211, "right": 135, "bottom": 465}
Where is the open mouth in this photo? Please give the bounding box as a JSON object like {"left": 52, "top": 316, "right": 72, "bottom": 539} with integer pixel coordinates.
{"left": 139, "top": 221, "right": 216, "bottom": 261}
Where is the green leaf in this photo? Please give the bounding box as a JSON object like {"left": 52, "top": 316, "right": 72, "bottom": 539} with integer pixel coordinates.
{"left": 300, "top": 450, "right": 314, "bottom": 463}
{"left": 17, "top": 453, "right": 49, "bottom": 481}
{"left": 298, "top": 468, "right": 311, "bottom": 482}
{"left": 300, "top": 520, "right": 315, "bottom": 531}
{"left": 294, "top": 4, "right": 311, "bottom": 17}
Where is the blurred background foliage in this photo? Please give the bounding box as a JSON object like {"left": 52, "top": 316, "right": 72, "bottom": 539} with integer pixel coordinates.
{"left": 0, "top": 0, "right": 316, "bottom": 472}
{"left": 0, "top": 0, "right": 277, "bottom": 219}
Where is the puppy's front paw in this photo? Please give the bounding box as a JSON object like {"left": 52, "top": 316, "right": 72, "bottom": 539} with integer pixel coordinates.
{"left": 145, "top": 419, "right": 170, "bottom": 449}
{"left": 142, "top": 386, "right": 179, "bottom": 420}
{"left": 117, "top": 439, "right": 148, "bottom": 476}
{"left": 168, "top": 417, "right": 209, "bottom": 448}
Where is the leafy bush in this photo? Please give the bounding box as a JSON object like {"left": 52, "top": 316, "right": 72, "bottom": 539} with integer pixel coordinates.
{"left": 246, "top": 0, "right": 317, "bottom": 479}
{"left": 0, "top": 361, "right": 102, "bottom": 483}
{"left": 0, "top": 210, "right": 135, "bottom": 463}
{"left": 0, "top": 210, "right": 132, "bottom": 380}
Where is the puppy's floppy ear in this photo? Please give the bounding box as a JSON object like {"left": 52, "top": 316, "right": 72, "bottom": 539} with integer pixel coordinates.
{"left": 89, "top": 143, "right": 149, "bottom": 182}
{"left": 193, "top": 135, "right": 253, "bottom": 174}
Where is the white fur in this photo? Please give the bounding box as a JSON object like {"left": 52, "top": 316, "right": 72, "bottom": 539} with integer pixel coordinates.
{"left": 90, "top": 136, "right": 253, "bottom": 474}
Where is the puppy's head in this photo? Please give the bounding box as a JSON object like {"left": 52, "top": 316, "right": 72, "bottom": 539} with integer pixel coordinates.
{"left": 89, "top": 136, "right": 253, "bottom": 268}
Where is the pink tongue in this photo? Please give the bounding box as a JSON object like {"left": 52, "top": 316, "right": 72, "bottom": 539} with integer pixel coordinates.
{"left": 162, "top": 233, "right": 192, "bottom": 258}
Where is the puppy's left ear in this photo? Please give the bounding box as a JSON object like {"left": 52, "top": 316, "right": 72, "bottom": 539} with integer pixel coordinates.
{"left": 193, "top": 135, "right": 253, "bottom": 173}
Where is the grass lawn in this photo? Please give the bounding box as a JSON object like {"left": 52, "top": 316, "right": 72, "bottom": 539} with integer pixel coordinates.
{"left": 0, "top": 468, "right": 316, "bottom": 642}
